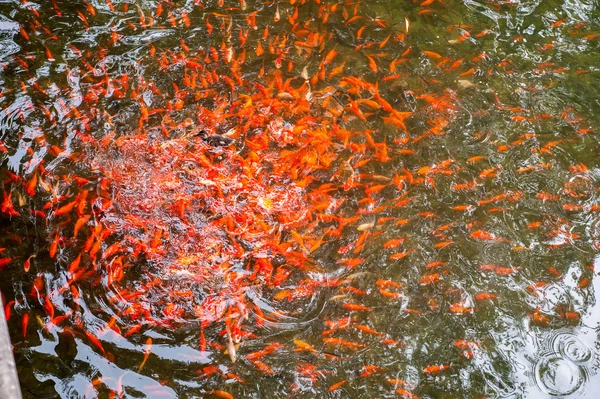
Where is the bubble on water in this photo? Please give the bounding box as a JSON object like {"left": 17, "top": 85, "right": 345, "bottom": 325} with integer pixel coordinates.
{"left": 552, "top": 333, "right": 594, "bottom": 365}
{"left": 534, "top": 354, "right": 587, "bottom": 397}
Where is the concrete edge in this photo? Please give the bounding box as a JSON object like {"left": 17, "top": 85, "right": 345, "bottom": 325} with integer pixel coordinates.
{"left": 0, "top": 296, "right": 22, "bottom": 399}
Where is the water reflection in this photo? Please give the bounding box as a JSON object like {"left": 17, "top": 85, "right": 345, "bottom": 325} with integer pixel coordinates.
{"left": 1, "top": 0, "right": 600, "bottom": 397}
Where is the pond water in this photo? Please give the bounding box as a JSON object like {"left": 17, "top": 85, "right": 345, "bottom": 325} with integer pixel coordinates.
{"left": 1, "top": 0, "right": 600, "bottom": 398}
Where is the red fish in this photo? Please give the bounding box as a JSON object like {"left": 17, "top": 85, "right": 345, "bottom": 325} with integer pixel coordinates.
{"left": 22, "top": 313, "right": 29, "bottom": 337}
{"left": 0, "top": 257, "right": 12, "bottom": 270}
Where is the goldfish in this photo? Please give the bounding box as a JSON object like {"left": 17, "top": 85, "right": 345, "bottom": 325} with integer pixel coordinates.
{"left": 419, "top": 273, "right": 440, "bottom": 285}
{"left": 561, "top": 311, "right": 581, "bottom": 321}
{"left": 475, "top": 293, "right": 497, "bottom": 301}
{"left": 453, "top": 205, "right": 473, "bottom": 211}
{"left": 530, "top": 308, "right": 551, "bottom": 327}
{"left": 23, "top": 254, "right": 35, "bottom": 272}
{"left": 454, "top": 340, "right": 480, "bottom": 350}
{"left": 422, "top": 50, "right": 442, "bottom": 59}
{"left": 343, "top": 303, "right": 372, "bottom": 311}
{"left": 423, "top": 364, "right": 451, "bottom": 374}
{"left": 396, "top": 389, "right": 420, "bottom": 399}
{"left": 537, "top": 192, "right": 559, "bottom": 201}
{"left": 390, "top": 249, "right": 415, "bottom": 260}
{"left": 324, "top": 48, "right": 338, "bottom": 65}
{"left": 293, "top": 338, "right": 318, "bottom": 354}
{"left": 383, "top": 238, "right": 406, "bottom": 248}
{"left": 495, "top": 267, "right": 518, "bottom": 276}
{"left": 84, "top": 330, "right": 106, "bottom": 356}
{"left": 355, "top": 324, "right": 384, "bottom": 336}
{"left": 0, "top": 258, "right": 13, "bottom": 270}
{"left": 328, "top": 380, "right": 348, "bottom": 392}
{"left": 138, "top": 338, "right": 152, "bottom": 371}
{"left": 479, "top": 167, "right": 501, "bottom": 179}
{"left": 360, "top": 365, "right": 386, "bottom": 377}
{"left": 205, "top": 391, "right": 234, "bottom": 399}
{"left": 469, "top": 230, "right": 509, "bottom": 242}
{"left": 449, "top": 303, "right": 474, "bottom": 314}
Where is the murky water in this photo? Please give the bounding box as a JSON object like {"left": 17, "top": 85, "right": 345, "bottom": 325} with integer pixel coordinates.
{"left": 1, "top": 0, "right": 600, "bottom": 398}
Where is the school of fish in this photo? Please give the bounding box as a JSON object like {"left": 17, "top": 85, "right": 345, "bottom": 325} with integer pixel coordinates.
{"left": 1, "top": 0, "right": 599, "bottom": 397}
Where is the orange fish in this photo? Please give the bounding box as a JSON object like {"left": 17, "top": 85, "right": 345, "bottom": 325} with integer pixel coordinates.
{"left": 205, "top": 390, "right": 234, "bottom": 399}
{"left": 469, "top": 230, "right": 508, "bottom": 242}
{"left": 422, "top": 50, "right": 442, "bottom": 59}
{"left": 343, "top": 303, "right": 373, "bottom": 312}
{"left": 396, "top": 389, "right": 420, "bottom": 399}
{"left": 138, "top": 338, "right": 152, "bottom": 371}
{"left": 449, "top": 303, "right": 474, "bottom": 314}
{"left": 530, "top": 308, "right": 550, "bottom": 327}
{"left": 454, "top": 340, "right": 480, "bottom": 350}
{"left": 495, "top": 267, "right": 518, "bottom": 276}
{"left": 419, "top": 273, "right": 440, "bottom": 286}
{"left": 360, "top": 365, "right": 386, "bottom": 377}
{"left": 423, "top": 364, "right": 451, "bottom": 374}
{"left": 324, "top": 48, "right": 338, "bottom": 65}
{"left": 383, "top": 238, "right": 406, "bottom": 248}
{"left": 390, "top": 249, "right": 415, "bottom": 260}
{"left": 293, "top": 338, "right": 317, "bottom": 354}
{"left": 426, "top": 261, "right": 446, "bottom": 269}
{"left": 475, "top": 292, "right": 497, "bottom": 301}
{"left": 355, "top": 324, "right": 384, "bottom": 336}
{"left": 328, "top": 380, "right": 348, "bottom": 392}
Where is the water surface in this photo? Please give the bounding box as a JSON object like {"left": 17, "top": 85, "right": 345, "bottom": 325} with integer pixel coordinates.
{"left": 1, "top": 0, "right": 600, "bottom": 398}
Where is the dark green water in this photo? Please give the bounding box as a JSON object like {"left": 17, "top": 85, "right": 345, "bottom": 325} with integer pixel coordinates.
{"left": 1, "top": 0, "right": 600, "bottom": 398}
